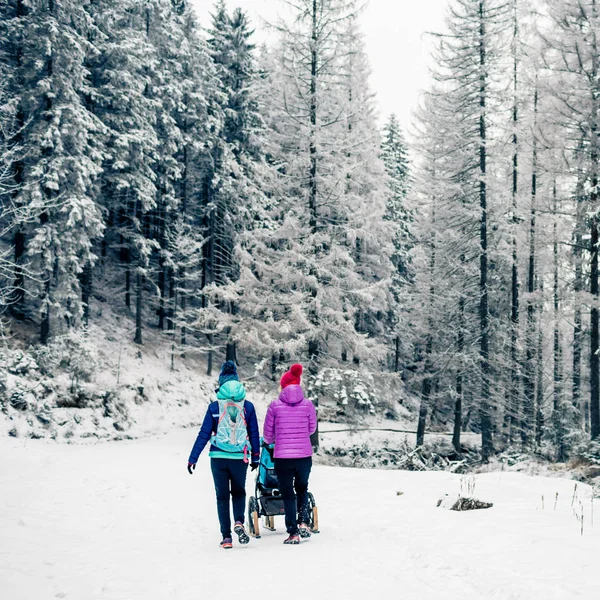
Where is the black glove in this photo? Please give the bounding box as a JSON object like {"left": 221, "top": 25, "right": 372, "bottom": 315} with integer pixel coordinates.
{"left": 250, "top": 462, "right": 259, "bottom": 471}
{"left": 187, "top": 462, "right": 196, "bottom": 475}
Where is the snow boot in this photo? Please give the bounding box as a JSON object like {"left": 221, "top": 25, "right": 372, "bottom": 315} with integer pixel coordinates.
{"left": 220, "top": 537, "right": 233, "bottom": 549}
{"left": 234, "top": 522, "right": 250, "bottom": 545}
{"left": 298, "top": 523, "right": 311, "bottom": 539}
{"left": 283, "top": 534, "right": 300, "bottom": 545}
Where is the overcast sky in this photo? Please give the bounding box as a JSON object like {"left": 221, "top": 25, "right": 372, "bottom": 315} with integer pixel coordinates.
{"left": 190, "top": 0, "right": 449, "bottom": 131}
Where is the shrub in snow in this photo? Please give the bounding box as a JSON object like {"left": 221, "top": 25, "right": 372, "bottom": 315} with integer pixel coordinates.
{"left": 1, "top": 350, "right": 38, "bottom": 376}
{"left": 574, "top": 440, "right": 600, "bottom": 467}
{"left": 308, "top": 368, "right": 407, "bottom": 418}
{"left": 33, "top": 330, "right": 98, "bottom": 394}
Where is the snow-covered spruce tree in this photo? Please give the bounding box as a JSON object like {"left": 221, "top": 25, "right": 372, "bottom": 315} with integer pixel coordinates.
{"left": 381, "top": 113, "right": 412, "bottom": 372}
{"left": 338, "top": 15, "right": 397, "bottom": 367}
{"left": 232, "top": 2, "right": 396, "bottom": 436}
{"left": 410, "top": 79, "right": 483, "bottom": 452}
{"left": 0, "top": 50, "right": 21, "bottom": 324}
{"left": 85, "top": 0, "right": 159, "bottom": 345}
{"left": 413, "top": 0, "right": 512, "bottom": 460}
{"left": 0, "top": 0, "right": 27, "bottom": 321}
{"left": 143, "top": 0, "right": 186, "bottom": 335}
{"left": 162, "top": 2, "right": 222, "bottom": 359}
{"left": 196, "top": 1, "right": 271, "bottom": 370}
{"left": 543, "top": 0, "right": 600, "bottom": 441}
{"left": 1, "top": 0, "right": 106, "bottom": 343}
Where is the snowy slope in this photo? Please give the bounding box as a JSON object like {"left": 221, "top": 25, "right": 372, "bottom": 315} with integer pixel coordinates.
{"left": 1, "top": 431, "right": 599, "bottom": 600}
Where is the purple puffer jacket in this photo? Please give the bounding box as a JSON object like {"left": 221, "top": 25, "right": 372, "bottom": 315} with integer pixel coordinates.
{"left": 263, "top": 385, "right": 317, "bottom": 459}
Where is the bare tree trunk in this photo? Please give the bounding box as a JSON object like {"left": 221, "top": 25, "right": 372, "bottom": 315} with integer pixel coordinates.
{"left": 308, "top": 339, "right": 320, "bottom": 450}
{"left": 588, "top": 0, "right": 600, "bottom": 441}
{"left": 478, "top": 2, "right": 493, "bottom": 461}
{"left": 81, "top": 262, "right": 93, "bottom": 327}
{"left": 158, "top": 259, "right": 166, "bottom": 330}
{"left": 552, "top": 182, "right": 566, "bottom": 459}
{"left": 12, "top": 229, "right": 26, "bottom": 318}
{"left": 523, "top": 87, "right": 538, "bottom": 448}
{"left": 453, "top": 296, "right": 465, "bottom": 454}
{"left": 417, "top": 353, "right": 431, "bottom": 448}
{"left": 167, "top": 267, "right": 175, "bottom": 331}
{"left": 509, "top": 0, "right": 520, "bottom": 442}
{"left": 572, "top": 149, "right": 585, "bottom": 427}
{"left": 417, "top": 200, "right": 436, "bottom": 449}
{"left": 10, "top": 4, "right": 26, "bottom": 319}
{"left": 307, "top": 0, "right": 320, "bottom": 450}
{"left": 134, "top": 271, "right": 143, "bottom": 345}
{"left": 535, "top": 313, "right": 544, "bottom": 448}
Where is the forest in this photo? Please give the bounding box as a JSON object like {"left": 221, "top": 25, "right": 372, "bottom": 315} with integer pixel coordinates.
{"left": 1, "top": 0, "right": 600, "bottom": 465}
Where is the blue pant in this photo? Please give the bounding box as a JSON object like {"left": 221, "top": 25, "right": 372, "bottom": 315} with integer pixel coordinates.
{"left": 274, "top": 457, "right": 312, "bottom": 535}
{"left": 210, "top": 458, "right": 248, "bottom": 538}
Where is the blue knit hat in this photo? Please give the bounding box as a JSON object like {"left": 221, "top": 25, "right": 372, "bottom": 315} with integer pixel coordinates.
{"left": 218, "top": 360, "right": 239, "bottom": 386}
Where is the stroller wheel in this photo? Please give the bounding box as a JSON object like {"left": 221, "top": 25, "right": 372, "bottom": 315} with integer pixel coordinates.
{"left": 307, "top": 492, "right": 319, "bottom": 533}
{"left": 248, "top": 496, "right": 261, "bottom": 538}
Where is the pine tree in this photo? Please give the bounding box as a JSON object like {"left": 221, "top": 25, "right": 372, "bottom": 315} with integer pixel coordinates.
{"left": 544, "top": 0, "right": 600, "bottom": 440}
{"left": 381, "top": 113, "right": 411, "bottom": 371}
{"left": 1, "top": 0, "right": 106, "bottom": 342}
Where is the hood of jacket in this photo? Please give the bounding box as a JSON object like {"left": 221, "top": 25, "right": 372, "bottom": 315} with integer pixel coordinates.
{"left": 279, "top": 384, "right": 305, "bottom": 406}
{"left": 216, "top": 380, "right": 246, "bottom": 402}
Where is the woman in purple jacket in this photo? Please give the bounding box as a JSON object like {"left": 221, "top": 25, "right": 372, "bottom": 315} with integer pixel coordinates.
{"left": 263, "top": 363, "right": 317, "bottom": 545}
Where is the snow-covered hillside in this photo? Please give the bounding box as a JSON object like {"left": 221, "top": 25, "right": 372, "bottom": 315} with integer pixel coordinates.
{"left": 1, "top": 430, "right": 598, "bottom": 600}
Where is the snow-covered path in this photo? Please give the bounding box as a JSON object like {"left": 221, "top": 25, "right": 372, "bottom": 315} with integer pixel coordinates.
{"left": 1, "top": 431, "right": 599, "bottom": 600}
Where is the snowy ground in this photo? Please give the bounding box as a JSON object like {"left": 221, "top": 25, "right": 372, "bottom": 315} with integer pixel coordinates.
{"left": 1, "top": 430, "right": 599, "bottom": 600}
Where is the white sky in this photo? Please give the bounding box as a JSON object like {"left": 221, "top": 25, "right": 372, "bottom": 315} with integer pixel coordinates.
{"left": 190, "top": 0, "right": 449, "bottom": 131}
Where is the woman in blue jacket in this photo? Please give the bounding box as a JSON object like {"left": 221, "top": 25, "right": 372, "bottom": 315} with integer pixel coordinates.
{"left": 187, "top": 361, "right": 260, "bottom": 549}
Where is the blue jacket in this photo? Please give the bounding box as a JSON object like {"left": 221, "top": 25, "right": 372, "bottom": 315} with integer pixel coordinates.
{"left": 188, "top": 399, "right": 260, "bottom": 465}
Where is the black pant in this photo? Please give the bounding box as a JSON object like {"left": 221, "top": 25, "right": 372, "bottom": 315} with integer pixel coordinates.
{"left": 274, "top": 457, "right": 312, "bottom": 535}
{"left": 210, "top": 458, "right": 248, "bottom": 538}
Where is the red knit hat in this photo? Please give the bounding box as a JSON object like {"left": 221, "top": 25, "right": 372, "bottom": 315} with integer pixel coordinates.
{"left": 280, "top": 363, "right": 303, "bottom": 389}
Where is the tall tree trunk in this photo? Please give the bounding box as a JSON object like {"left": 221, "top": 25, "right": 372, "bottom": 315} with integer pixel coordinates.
{"left": 552, "top": 182, "right": 565, "bottom": 459}
{"left": 202, "top": 173, "right": 215, "bottom": 375}
{"left": 119, "top": 202, "right": 131, "bottom": 309}
{"left": 307, "top": 0, "right": 320, "bottom": 450}
{"left": 10, "top": 2, "right": 27, "bottom": 318}
{"left": 453, "top": 295, "right": 465, "bottom": 454}
{"left": 587, "top": 0, "right": 600, "bottom": 440}
{"left": 308, "top": 339, "right": 320, "bottom": 449}
{"left": 417, "top": 347, "right": 432, "bottom": 448}
{"left": 167, "top": 267, "right": 175, "bottom": 331}
{"left": 509, "top": 0, "right": 520, "bottom": 442}
{"left": 81, "top": 262, "right": 93, "bottom": 327}
{"left": 591, "top": 216, "right": 599, "bottom": 439}
{"left": 573, "top": 162, "right": 584, "bottom": 426}
{"left": 40, "top": 40, "right": 53, "bottom": 345}
{"left": 417, "top": 201, "right": 437, "bottom": 449}
{"left": 179, "top": 267, "right": 186, "bottom": 347}
{"left": 134, "top": 271, "right": 143, "bottom": 345}
{"left": 12, "top": 229, "right": 25, "bottom": 318}
{"left": 478, "top": 2, "right": 493, "bottom": 461}
{"left": 158, "top": 258, "right": 166, "bottom": 330}
{"left": 535, "top": 318, "right": 544, "bottom": 448}
{"left": 40, "top": 267, "right": 50, "bottom": 345}
{"left": 523, "top": 87, "right": 538, "bottom": 448}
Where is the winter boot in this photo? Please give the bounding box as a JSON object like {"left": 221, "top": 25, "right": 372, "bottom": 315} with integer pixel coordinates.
{"left": 220, "top": 537, "right": 233, "bottom": 549}
{"left": 283, "top": 534, "right": 300, "bottom": 545}
{"left": 234, "top": 522, "right": 250, "bottom": 545}
{"left": 298, "top": 523, "right": 311, "bottom": 539}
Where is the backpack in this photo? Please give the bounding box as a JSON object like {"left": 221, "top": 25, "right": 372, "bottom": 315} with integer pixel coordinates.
{"left": 212, "top": 398, "right": 249, "bottom": 453}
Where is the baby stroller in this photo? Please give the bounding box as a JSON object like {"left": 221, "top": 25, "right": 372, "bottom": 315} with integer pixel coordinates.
{"left": 247, "top": 440, "right": 319, "bottom": 538}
